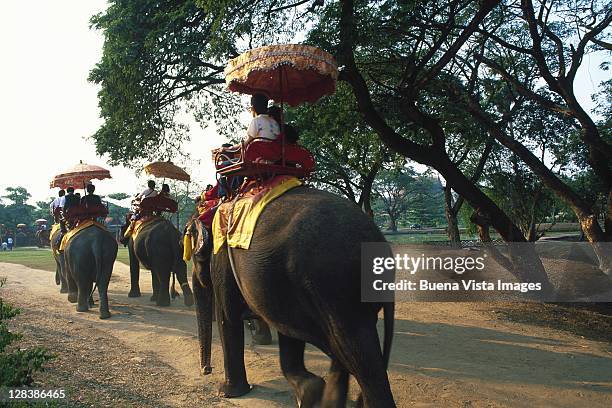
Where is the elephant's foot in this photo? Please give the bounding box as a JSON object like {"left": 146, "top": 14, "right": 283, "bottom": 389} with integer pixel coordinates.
{"left": 88, "top": 297, "right": 95, "bottom": 307}
{"left": 55, "top": 271, "right": 60, "bottom": 285}
{"left": 183, "top": 288, "right": 194, "bottom": 307}
{"left": 76, "top": 304, "right": 88, "bottom": 313}
{"left": 150, "top": 293, "right": 158, "bottom": 302}
{"left": 60, "top": 285, "right": 68, "bottom": 294}
{"left": 295, "top": 376, "right": 325, "bottom": 408}
{"left": 67, "top": 292, "right": 78, "bottom": 303}
{"left": 201, "top": 365, "right": 212, "bottom": 375}
{"left": 218, "top": 381, "right": 252, "bottom": 398}
{"left": 99, "top": 310, "right": 111, "bottom": 319}
{"left": 156, "top": 296, "right": 171, "bottom": 307}
{"left": 128, "top": 288, "right": 142, "bottom": 298}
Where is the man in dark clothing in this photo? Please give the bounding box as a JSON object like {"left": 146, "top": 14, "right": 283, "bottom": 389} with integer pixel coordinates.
{"left": 61, "top": 187, "right": 80, "bottom": 232}
{"left": 63, "top": 187, "right": 80, "bottom": 213}
{"left": 81, "top": 183, "right": 102, "bottom": 207}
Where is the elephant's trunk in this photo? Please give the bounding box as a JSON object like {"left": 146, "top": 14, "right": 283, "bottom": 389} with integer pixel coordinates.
{"left": 193, "top": 260, "right": 213, "bottom": 375}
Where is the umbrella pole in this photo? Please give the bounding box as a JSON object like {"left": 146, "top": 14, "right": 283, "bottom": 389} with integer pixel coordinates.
{"left": 279, "top": 66, "right": 286, "bottom": 167}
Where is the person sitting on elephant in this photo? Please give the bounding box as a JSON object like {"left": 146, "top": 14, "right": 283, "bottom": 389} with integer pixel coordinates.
{"left": 61, "top": 187, "right": 80, "bottom": 229}
{"left": 139, "top": 180, "right": 158, "bottom": 200}
{"left": 245, "top": 93, "right": 280, "bottom": 143}
{"left": 50, "top": 189, "right": 65, "bottom": 222}
{"left": 159, "top": 183, "right": 171, "bottom": 198}
{"left": 81, "top": 183, "right": 102, "bottom": 207}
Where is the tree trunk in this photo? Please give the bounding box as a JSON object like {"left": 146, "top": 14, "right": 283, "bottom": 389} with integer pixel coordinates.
{"left": 388, "top": 216, "right": 397, "bottom": 232}
{"left": 463, "top": 92, "right": 612, "bottom": 274}
{"left": 444, "top": 186, "right": 461, "bottom": 245}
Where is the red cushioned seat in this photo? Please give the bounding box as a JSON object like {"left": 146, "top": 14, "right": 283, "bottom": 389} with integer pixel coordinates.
{"left": 215, "top": 137, "right": 315, "bottom": 178}
{"left": 139, "top": 195, "right": 178, "bottom": 214}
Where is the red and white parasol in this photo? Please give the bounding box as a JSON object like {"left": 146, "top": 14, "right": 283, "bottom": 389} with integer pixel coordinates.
{"left": 50, "top": 161, "right": 112, "bottom": 189}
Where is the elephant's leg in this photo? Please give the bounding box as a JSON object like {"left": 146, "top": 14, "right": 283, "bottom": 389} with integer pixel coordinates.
{"left": 55, "top": 263, "right": 60, "bottom": 285}
{"left": 193, "top": 274, "right": 213, "bottom": 375}
{"left": 97, "top": 269, "right": 112, "bottom": 319}
{"left": 216, "top": 289, "right": 251, "bottom": 398}
{"left": 278, "top": 333, "right": 325, "bottom": 408}
{"left": 66, "top": 266, "right": 78, "bottom": 304}
{"left": 150, "top": 270, "right": 160, "bottom": 302}
{"left": 127, "top": 240, "right": 141, "bottom": 297}
{"left": 246, "top": 319, "right": 272, "bottom": 345}
{"left": 59, "top": 272, "right": 68, "bottom": 294}
{"left": 76, "top": 281, "right": 90, "bottom": 312}
{"left": 88, "top": 281, "right": 95, "bottom": 308}
{"left": 321, "top": 359, "right": 349, "bottom": 408}
{"left": 174, "top": 261, "right": 194, "bottom": 307}
{"left": 155, "top": 269, "right": 171, "bottom": 307}
{"left": 333, "top": 328, "right": 395, "bottom": 408}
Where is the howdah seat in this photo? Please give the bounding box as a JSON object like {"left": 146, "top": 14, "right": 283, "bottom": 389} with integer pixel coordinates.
{"left": 139, "top": 195, "right": 178, "bottom": 215}
{"left": 214, "top": 137, "right": 315, "bottom": 178}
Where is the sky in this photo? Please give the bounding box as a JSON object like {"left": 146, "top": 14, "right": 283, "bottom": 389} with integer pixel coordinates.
{"left": 0, "top": 1, "right": 608, "bottom": 206}
{"left": 0, "top": 0, "right": 229, "bottom": 206}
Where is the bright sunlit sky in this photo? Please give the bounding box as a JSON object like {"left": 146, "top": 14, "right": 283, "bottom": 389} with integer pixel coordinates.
{"left": 0, "top": 1, "right": 608, "bottom": 205}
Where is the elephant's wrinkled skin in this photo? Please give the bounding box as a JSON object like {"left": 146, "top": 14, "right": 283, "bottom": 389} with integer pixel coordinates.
{"left": 210, "top": 187, "right": 395, "bottom": 407}
{"left": 50, "top": 227, "right": 68, "bottom": 294}
{"left": 127, "top": 218, "right": 194, "bottom": 307}
{"left": 63, "top": 226, "right": 118, "bottom": 319}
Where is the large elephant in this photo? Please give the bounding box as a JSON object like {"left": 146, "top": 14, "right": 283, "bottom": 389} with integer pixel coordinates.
{"left": 50, "top": 227, "right": 68, "bottom": 294}
{"left": 187, "top": 219, "right": 272, "bottom": 376}
{"left": 195, "top": 187, "right": 395, "bottom": 407}
{"left": 127, "top": 218, "right": 194, "bottom": 307}
{"left": 63, "top": 226, "right": 118, "bottom": 319}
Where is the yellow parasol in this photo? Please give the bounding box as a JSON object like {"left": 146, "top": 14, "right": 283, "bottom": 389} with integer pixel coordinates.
{"left": 144, "top": 161, "right": 191, "bottom": 182}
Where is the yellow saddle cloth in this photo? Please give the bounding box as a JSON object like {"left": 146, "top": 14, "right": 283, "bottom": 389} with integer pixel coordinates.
{"left": 50, "top": 223, "right": 61, "bottom": 256}
{"left": 59, "top": 220, "right": 107, "bottom": 251}
{"left": 212, "top": 175, "right": 302, "bottom": 254}
{"left": 123, "top": 215, "right": 163, "bottom": 242}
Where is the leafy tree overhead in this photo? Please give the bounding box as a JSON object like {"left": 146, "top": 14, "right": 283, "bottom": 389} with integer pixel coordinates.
{"left": 288, "top": 83, "right": 400, "bottom": 213}
{"left": 89, "top": 0, "right": 321, "bottom": 166}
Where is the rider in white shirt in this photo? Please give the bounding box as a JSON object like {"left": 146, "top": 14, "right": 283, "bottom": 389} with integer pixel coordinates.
{"left": 139, "top": 180, "right": 158, "bottom": 200}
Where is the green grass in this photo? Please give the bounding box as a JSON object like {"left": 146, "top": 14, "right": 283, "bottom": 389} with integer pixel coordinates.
{"left": 116, "top": 246, "right": 130, "bottom": 265}
{"left": 0, "top": 247, "right": 57, "bottom": 272}
{"left": 0, "top": 246, "right": 193, "bottom": 273}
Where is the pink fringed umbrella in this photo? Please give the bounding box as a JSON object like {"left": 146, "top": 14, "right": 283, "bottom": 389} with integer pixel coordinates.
{"left": 50, "top": 161, "right": 112, "bottom": 189}
{"left": 224, "top": 44, "right": 338, "bottom": 106}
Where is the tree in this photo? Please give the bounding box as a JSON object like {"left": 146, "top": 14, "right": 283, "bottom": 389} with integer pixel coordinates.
{"left": 467, "top": 0, "right": 611, "bottom": 269}
{"left": 90, "top": 0, "right": 321, "bottom": 166}
{"left": 373, "top": 167, "right": 417, "bottom": 231}
{"left": 288, "top": 83, "right": 396, "bottom": 213}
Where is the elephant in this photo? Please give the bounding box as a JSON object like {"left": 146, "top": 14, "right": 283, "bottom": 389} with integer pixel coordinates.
{"left": 50, "top": 227, "right": 68, "bottom": 294}
{"left": 193, "top": 186, "right": 395, "bottom": 407}
{"left": 126, "top": 218, "right": 194, "bottom": 307}
{"left": 36, "top": 229, "right": 50, "bottom": 248}
{"left": 63, "top": 226, "right": 118, "bottom": 319}
{"left": 186, "top": 218, "right": 272, "bottom": 376}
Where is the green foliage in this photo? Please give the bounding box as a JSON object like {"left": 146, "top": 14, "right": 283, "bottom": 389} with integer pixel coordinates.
{"left": 373, "top": 168, "right": 445, "bottom": 231}
{"left": 0, "top": 279, "right": 55, "bottom": 386}
{"left": 107, "top": 192, "right": 130, "bottom": 201}
{"left": 288, "top": 83, "right": 399, "bottom": 207}
{"left": 0, "top": 187, "right": 38, "bottom": 239}
{"left": 89, "top": 0, "right": 317, "bottom": 166}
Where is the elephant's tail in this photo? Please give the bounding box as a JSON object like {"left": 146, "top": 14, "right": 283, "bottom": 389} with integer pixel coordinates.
{"left": 382, "top": 301, "right": 394, "bottom": 369}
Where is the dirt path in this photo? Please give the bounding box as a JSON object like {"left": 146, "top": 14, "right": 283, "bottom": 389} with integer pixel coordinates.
{"left": 1, "top": 260, "right": 611, "bottom": 407}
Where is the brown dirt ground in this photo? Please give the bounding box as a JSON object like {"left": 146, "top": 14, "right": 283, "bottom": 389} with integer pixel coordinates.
{"left": 1, "top": 260, "right": 611, "bottom": 407}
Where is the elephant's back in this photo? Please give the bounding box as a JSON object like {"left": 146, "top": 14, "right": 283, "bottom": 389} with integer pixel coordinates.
{"left": 256, "top": 186, "right": 384, "bottom": 243}
{"left": 66, "top": 227, "right": 117, "bottom": 251}
{"left": 132, "top": 219, "right": 180, "bottom": 265}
